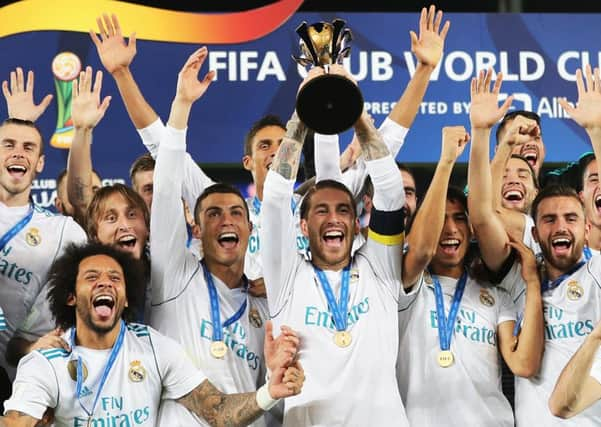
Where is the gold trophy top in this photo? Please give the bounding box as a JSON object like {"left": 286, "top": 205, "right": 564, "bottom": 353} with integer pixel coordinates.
{"left": 293, "top": 19, "right": 352, "bottom": 68}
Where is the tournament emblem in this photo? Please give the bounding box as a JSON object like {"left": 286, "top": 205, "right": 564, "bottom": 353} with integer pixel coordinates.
{"left": 479, "top": 289, "right": 495, "bottom": 307}
{"left": 248, "top": 307, "right": 263, "bottom": 328}
{"left": 67, "top": 359, "right": 87, "bottom": 381}
{"left": 25, "top": 227, "right": 41, "bottom": 246}
{"left": 128, "top": 360, "right": 146, "bottom": 382}
{"left": 350, "top": 268, "right": 360, "bottom": 283}
{"left": 567, "top": 280, "right": 584, "bottom": 301}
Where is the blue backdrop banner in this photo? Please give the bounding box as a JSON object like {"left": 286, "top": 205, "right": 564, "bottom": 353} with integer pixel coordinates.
{"left": 0, "top": 12, "right": 597, "bottom": 207}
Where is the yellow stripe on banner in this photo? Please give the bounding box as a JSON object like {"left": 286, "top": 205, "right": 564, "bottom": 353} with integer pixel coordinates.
{"left": 367, "top": 229, "right": 404, "bottom": 246}
{"left": 0, "top": 0, "right": 303, "bottom": 43}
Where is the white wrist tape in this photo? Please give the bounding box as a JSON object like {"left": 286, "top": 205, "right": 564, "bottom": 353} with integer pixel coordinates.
{"left": 256, "top": 384, "right": 280, "bottom": 411}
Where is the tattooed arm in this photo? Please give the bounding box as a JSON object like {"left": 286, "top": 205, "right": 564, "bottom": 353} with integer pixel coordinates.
{"left": 354, "top": 112, "right": 390, "bottom": 160}
{"left": 177, "top": 364, "right": 304, "bottom": 427}
{"left": 270, "top": 111, "right": 308, "bottom": 180}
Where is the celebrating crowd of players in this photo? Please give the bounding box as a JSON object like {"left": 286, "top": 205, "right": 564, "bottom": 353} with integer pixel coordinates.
{"left": 1, "top": 5, "right": 601, "bottom": 426}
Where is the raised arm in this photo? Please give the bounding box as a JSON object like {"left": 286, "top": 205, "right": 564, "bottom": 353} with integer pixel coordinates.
{"left": 67, "top": 67, "right": 111, "bottom": 226}
{"left": 490, "top": 115, "right": 540, "bottom": 242}
{"left": 0, "top": 412, "right": 39, "bottom": 427}
{"left": 90, "top": 13, "right": 156, "bottom": 129}
{"left": 559, "top": 64, "right": 601, "bottom": 166}
{"left": 402, "top": 126, "right": 469, "bottom": 287}
{"left": 388, "top": 5, "right": 449, "bottom": 129}
{"left": 468, "top": 69, "right": 514, "bottom": 272}
{"left": 150, "top": 48, "right": 214, "bottom": 304}
{"left": 2, "top": 67, "right": 53, "bottom": 121}
{"left": 549, "top": 320, "right": 601, "bottom": 418}
{"left": 497, "top": 237, "right": 543, "bottom": 378}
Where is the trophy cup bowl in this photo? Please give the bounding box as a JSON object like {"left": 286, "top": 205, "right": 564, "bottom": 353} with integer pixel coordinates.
{"left": 293, "top": 19, "right": 364, "bottom": 135}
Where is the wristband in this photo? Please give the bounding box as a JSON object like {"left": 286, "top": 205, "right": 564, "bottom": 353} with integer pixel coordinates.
{"left": 256, "top": 384, "right": 280, "bottom": 411}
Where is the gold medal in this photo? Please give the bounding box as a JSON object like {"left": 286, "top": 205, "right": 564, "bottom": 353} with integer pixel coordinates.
{"left": 437, "top": 350, "right": 454, "bottom": 368}
{"left": 210, "top": 341, "right": 227, "bottom": 359}
{"left": 334, "top": 331, "right": 352, "bottom": 348}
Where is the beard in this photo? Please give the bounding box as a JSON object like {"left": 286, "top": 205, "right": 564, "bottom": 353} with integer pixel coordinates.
{"left": 76, "top": 301, "right": 121, "bottom": 335}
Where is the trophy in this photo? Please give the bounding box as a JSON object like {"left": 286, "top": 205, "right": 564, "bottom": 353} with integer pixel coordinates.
{"left": 293, "top": 19, "right": 363, "bottom": 135}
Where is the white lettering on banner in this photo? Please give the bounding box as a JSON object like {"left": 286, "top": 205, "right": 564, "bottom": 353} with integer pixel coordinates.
{"left": 444, "top": 51, "right": 474, "bottom": 81}
{"left": 556, "top": 51, "right": 601, "bottom": 81}
{"left": 297, "top": 51, "right": 394, "bottom": 82}
{"left": 209, "top": 50, "right": 285, "bottom": 82}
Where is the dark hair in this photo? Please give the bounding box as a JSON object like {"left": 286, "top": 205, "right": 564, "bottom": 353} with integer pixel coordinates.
{"left": 243, "top": 115, "right": 286, "bottom": 157}
{"left": 194, "top": 183, "right": 250, "bottom": 223}
{"left": 508, "top": 154, "right": 539, "bottom": 190}
{"left": 495, "top": 110, "right": 541, "bottom": 145}
{"left": 446, "top": 185, "right": 468, "bottom": 213}
{"left": 129, "top": 153, "right": 155, "bottom": 185}
{"left": 1, "top": 118, "right": 44, "bottom": 155}
{"left": 578, "top": 152, "right": 596, "bottom": 192}
{"left": 300, "top": 179, "right": 357, "bottom": 220}
{"left": 48, "top": 242, "right": 146, "bottom": 330}
{"left": 531, "top": 184, "right": 583, "bottom": 223}
{"left": 86, "top": 184, "right": 150, "bottom": 239}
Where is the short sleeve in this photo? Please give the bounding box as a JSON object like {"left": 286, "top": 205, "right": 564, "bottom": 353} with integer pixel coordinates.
{"left": 150, "top": 329, "right": 206, "bottom": 400}
{"left": 3, "top": 352, "right": 57, "bottom": 419}
{"left": 496, "top": 287, "right": 518, "bottom": 326}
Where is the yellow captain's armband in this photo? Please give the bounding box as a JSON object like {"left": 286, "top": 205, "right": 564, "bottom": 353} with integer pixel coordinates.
{"left": 367, "top": 208, "right": 405, "bottom": 246}
{"left": 367, "top": 229, "right": 404, "bottom": 246}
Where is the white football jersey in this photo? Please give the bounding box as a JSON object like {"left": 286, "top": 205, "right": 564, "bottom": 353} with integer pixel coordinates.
{"left": 150, "top": 127, "right": 270, "bottom": 427}
{"left": 0, "top": 202, "right": 86, "bottom": 378}
{"left": 260, "top": 156, "right": 408, "bottom": 427}
{"left": 502, "top": 256, "right": 601, "bottom": 426}
{"left": 397, "top": 270, "right": 517, "bottom": 426}
{"left": 3, "top": 323, "right": 205, "bottom": 426}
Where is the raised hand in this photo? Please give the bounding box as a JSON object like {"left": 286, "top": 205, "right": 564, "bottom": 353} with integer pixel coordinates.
{"left": 441, "top": 126, "right": 470, "bottom": 162}
{"left": 72, "top": 66, "right": 111, "bottom": 130}
{"left": 2, "top": 67, "right": 53, "bottom": 121}
{"left": 559, "top": 64, "right": 601, "bottom": 134}
{"left": 507, "top": 234, "right": 539, "bottom": 286}
{"left": 469, "top": 68, "right": 514, "bottom": 129}
{"left": 90, "top": 13, "right": 137, "bottom": 75}
{"left": 498, "top": 115, "right": 540, "bottom": 150}
{"left": 174, "top": 47, "right": 216, "bottom": 105}
{"left": 264, "top": 320, "right": 300, "bottom": 374}
{"left": 410, "top": 5, "right": 450, "bottom": 69}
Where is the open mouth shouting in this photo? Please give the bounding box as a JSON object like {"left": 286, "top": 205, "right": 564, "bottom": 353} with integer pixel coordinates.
{"left": 439, "top": 238, "right": 460, "bottom": 256}
{"left": 520, "top": 145, "right": 539, "bottom": 169}
{"left": 6, "top": 163, "right": 27, "bottom": 180}
{"left": 117, "top": 234, "right": 137, "bottom": 252}
{"left": 323, "top": 229, "right": 344, "bottom": 249}
{"left": 92, "top": 294, "right": 116, "bottom": 321}
{"left": 218, "top": 231, "right": 239, "bottom": 249}
{"left": 502, "top": 185, "right": 525, "bottom": 207}
{"left": 594, "top": 194, "right": 601, "bottom": 216}
{"left": 550, "top": 235, "right": 572, "bottom": 257}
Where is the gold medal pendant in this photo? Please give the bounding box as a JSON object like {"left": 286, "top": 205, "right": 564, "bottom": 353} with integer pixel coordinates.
{"left": 334, "top": 331, "right": 352, "bottom": 348}
{"left": 437, "top": 350, "right": 454, "bottom": 368}
{"left": 210, "top": 341, "right": 228, "bottom": 359}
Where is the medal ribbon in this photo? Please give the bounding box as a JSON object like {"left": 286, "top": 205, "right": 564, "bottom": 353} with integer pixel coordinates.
{"left": 583, "top": 245, "right": 593, "bottom": 261}
{"left": 201, "top": 261, "right": 248, "bottom": 343}
{"left": 314, "top": 264, "right": 351, "bottom": 332}
{"left": 0, "top": 203, "right": 34, "bottom": 252}
{"left": 70, "top": 320, "right": 126, "bottom": 420}
{"left": 432, "top": 271, "right": 468, "bottom": 352}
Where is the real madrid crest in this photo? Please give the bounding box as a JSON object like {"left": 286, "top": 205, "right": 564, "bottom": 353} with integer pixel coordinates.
{"left": 566, "top": 280, "right": 584, "bottom": 301}
{"left": 350, "top": 268, "right": 359, "bottom": 283}
{"left": 25, "top": 227, "right": 41, "bottom": 246}
{"left": 128, "top": 360, "right": 146, "bottom": 382}
{"left": 67, "top": 359, "right": 87, "bottom": 381}
{"left": 248, "top": 307, "right": 263, "bottom": 328}
{"left": 479, "top": 289, "right": 495, "bottom": 307}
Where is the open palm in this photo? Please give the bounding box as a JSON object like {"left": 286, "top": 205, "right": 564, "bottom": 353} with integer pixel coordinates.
{"left": 410, "top": 5, "right": 450, "bottom": 68}
{"left": 90, "top": 14, "right": 136, "bottom": 75}
{"left": 470, "top": 69, "right": 513, "bottom": 129}
{"left": 559, "top": 65, "right": 601, "bottom": 131}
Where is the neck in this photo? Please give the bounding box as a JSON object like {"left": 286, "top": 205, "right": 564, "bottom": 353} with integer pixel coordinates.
{"left": 74, "top": 320, "right": 122, "bottom": 350}
{"left": 544, "top": 259, "right": 583, "bottom": 283}
{"left": 205, "top": 258, "right": 245, "bottom": 289}
{"left": 588, "top": 225, "right": 601, "bottom": 251}
{"left": 429, "top": 262, "right": 464, "bottom": 280}
{"left": 0, "top": 188, "right": 30, "bottom": 207}
{"left": 255, "top": 181, "right": 264, "bottom": 202}
{"left": 312, "top": 257, "right": 349, "bottom": 272}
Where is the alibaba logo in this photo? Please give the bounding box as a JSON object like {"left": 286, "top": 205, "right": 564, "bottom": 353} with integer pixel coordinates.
{"left": 0, "top": 0, "right": 303, "bottom": 43}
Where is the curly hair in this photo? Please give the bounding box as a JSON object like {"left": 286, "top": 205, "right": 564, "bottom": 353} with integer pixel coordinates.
{"left": 48, "top": 242, "right": 146, "bottom": 330}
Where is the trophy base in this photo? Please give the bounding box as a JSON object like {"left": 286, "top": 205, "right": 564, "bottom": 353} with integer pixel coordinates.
{"left": 296, "top": 74, "right": 364, "bottom": 135}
